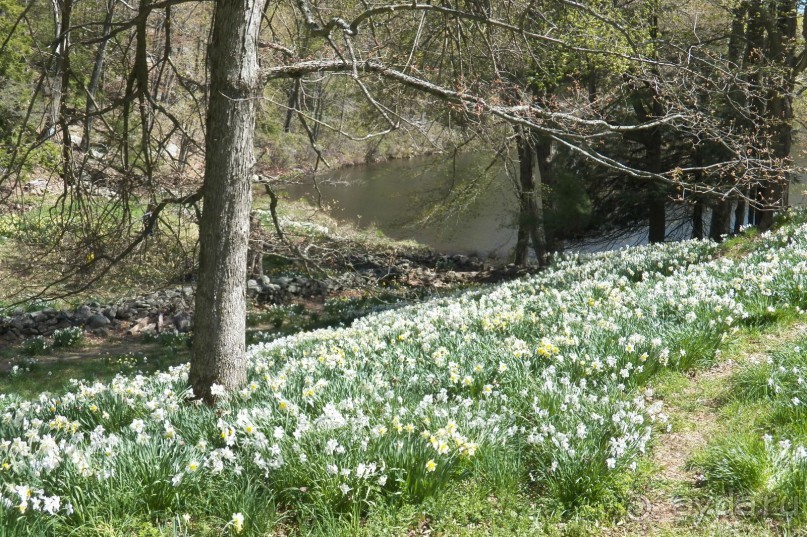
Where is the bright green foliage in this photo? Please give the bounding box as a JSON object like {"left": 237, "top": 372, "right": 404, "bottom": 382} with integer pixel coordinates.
{"left": 692, "top": 432, "right": 770, "bottom": 494}
{"left": 0, "top": 0, "right": 32, "bottom": 142}
{"left": 693, "top": 317, "right": 807, "bottom": 518}
{"left": 22, "top": 336, "right": 51, "bottom": 356}
{"left": 0, "top": 0, "right": 30, "bottom": 81}
{"left": 524, "top": 0, "right": 655, "bottom": 95}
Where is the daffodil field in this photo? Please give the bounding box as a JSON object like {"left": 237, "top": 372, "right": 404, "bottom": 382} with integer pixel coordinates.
{"left": 4, "top": 213, "right": 807, "bottom": 535}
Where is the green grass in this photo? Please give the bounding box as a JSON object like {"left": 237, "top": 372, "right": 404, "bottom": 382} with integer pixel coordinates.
{"left": 687, "top": 323, "right": 807, "bottom": 525}
{"left": 624, "top": 294, "right": 807, "bottom": 533}
{"left": 0, "top": 348, "right": 188, "bottom": 398}
{"left": 692, "top": 432, "right": 770, "bottom": 495}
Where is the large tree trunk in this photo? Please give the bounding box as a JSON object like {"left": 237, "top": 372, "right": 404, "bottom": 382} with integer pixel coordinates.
{"left": 283, "top": 77, "right": 300, "bottom": 133}
{"left": 709, "top": 199, "right": 732, "bottom": 241}
{"left": 691, "top": 200, "right": 704, "bottom": 239}
{"left": 54, "top": 0, "right": 73, "bottom": 184}
{"left": 626, "top": 80, "right": 665, "bottom": 241}
{"left": 759, "top": 78, "right": 792, "bottom": 231}
{"left": 513, "top": 129, "right": 547, "bottom": 266}
{"left": 645, "top": 102, "right": 665, "bottom": 243}
{"left": 742, "top": 3, "right": 765, "bottom": 232}
{"left": 734, "top": 194, "right": 747, "bottom": 234}
{"left": 647, "top": 192, "right": 665, "bottom": 243}
{"left": 750, "top": 1, "right": 795, "bottom": 231}
{"left": 189, "top": 0, "right": 265, "bottom": 403}
{"left": 748, "top": 185, "right": 759, "bottom": 226}
{"left": 646, "top": 11, "right": 666, "bottom": 243}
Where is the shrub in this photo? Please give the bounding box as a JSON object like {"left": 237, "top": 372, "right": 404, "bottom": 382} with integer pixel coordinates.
{"left": 155, "top": 330, "right": 189, "bottom": 349}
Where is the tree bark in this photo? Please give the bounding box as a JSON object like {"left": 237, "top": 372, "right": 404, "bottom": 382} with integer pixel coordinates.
{"left": 733, "top": 195, "right": 747, "bottom": 234}
{"left": 691, "top": 200, "right": 704, "bottom": 239}
{"left": 283, "top": 77, "right": 300, "bottom": 132}
{"left": 748, "top": 1, "right": 795, "bottom": 230}
{"left": 626, "top": 77, "right": 665, "bottom": 241}
{"left": 647, "top": 190, "right": 665, "bottom": 243}
{"left": 54, "top": 0, "right": 73, "bottom": 184}
{"left": 48, "top": 0, "right": 65, "bottom": 131}
{"left": 644, "top": 99, "right": 665, "bottom": 243}
{"left": 759, "top": 69, "right": 792, "bottom": 231}
{"left": 709, "top": 199, "right": 732, "bottom": 241}
{"left": 646, "top": 10, "right": 665, "bottom": 243}
{"left": 513, "top": 129, "right": 547, "bottom": 266}
{"left": 513, "top": 131, "right": 530, "bottom": 266}
{"left": 748, "top": 185, "right": 759, "bottom": 226}
{"left": 189, "top": 0, "right": 265, "bottom": 403}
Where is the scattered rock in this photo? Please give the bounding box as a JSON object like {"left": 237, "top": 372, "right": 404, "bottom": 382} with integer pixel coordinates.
{"left": 53, "top": 320, "right": 72, "bottom": 331}
{"left": 88, "top": 314, "right": 111, "bottom": 329}
{"left": 127, "top": 317, "right": 156, "bottom": 336}
{"left": 173, "top": 313, "right": 193, "bottom": 333}
{"left": 0, "top": 249, "right": 530, "bottom": 343}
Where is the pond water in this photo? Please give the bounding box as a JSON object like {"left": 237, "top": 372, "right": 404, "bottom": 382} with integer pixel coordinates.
{"left": 280, "top": 155, "right": 520, "bottom": 259}
{"left": 279, "top": 154, "right": 803, "bottom": 259}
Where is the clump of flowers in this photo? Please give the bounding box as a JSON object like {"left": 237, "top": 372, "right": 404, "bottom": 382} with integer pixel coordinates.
{"left": 52, "top": 327, "right": 84, "bottom": 348}
{"left": 22, "top": 336, "right": 50, "bottom": 356}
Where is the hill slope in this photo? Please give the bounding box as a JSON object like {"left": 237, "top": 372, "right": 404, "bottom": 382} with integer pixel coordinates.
{"left": 3, "top": 212, "right": 807, "bottom": 535}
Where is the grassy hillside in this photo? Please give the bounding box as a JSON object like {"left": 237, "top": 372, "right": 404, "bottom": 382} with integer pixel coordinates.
{"left": 3, "top": 211, "right": 807, "bottom": 535}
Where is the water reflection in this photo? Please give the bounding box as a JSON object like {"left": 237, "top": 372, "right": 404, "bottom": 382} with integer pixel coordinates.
{"left": 279, "top": 154, "right": 805, "bottom": 258}
{"left": 281, "top": 155, "right": 518, "bottom": 258}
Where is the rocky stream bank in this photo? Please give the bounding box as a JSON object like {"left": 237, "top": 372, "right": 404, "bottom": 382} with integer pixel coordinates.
{"left": 0, "top": 253, "right": 533, "bottom": 343}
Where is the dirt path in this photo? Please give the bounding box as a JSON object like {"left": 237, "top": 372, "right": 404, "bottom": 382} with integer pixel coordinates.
{"left": 640, "top": 360, "right": 738, "bottom": 529}
{"left": 612, "top": 324, "right": 807, "bottom": 535}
